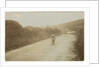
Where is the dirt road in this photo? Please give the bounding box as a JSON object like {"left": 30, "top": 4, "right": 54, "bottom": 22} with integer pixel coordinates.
{"left": 6, "top": 34, "right": 77, "bottom": 61}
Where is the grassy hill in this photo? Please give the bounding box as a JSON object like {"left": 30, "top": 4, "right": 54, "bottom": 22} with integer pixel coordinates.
{"left": 57, "top": 19, "right": 84, "bottom": 32}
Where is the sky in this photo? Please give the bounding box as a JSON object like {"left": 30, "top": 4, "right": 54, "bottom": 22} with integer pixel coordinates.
{"left": 6, "top": 12, "right": 84, "bottom": 27}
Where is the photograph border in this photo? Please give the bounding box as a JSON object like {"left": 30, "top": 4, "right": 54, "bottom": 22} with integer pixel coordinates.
{"left": 5, "top": 0, "right": 99, "bottom": 64}
{"left": 0, "top": 7, "right": 90, "bottom": 67}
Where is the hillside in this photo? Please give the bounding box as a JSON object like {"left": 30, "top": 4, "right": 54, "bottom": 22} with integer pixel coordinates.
{"left": 5, "top": 20, "right": 61, "bottom": 52}
{"left": 57, "top": 19, "right": 84, "bottom": 32}
{"left": 5, "top": 19, "right": 84, "bottom": 52}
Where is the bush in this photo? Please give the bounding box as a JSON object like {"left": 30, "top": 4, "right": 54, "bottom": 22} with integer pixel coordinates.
{"left": 74, "top": 29, "right": 84, "bottom": 61}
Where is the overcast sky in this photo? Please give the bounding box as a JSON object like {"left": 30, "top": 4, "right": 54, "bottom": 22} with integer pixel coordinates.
{"left": 6, "top": 12, "right": 84, "bottom": 27}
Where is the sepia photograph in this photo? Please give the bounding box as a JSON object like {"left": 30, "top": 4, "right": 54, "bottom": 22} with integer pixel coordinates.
{"left": 5, "top": 12, "right": 84, "bottom": 61}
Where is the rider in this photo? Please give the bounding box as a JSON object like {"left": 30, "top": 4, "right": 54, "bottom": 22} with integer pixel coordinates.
{"left": 51, "top": 34, "right": 56, "bottom": 46}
